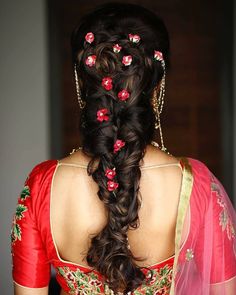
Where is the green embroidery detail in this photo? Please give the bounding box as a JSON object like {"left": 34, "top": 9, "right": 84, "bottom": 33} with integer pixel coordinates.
{"left": 58, "top": 264, "right": 173, "bottom": 295}
{"left": 11, "top": 222, "right": 22, "bottom": 243}
{"left": 57, "top": 267, "right": 103, "bottom": 295}
{"left": 11, "top": 185, "right": 30, "bottom": 244}
{"left": 20, "top": 185, "right": 30, "bottom": 201}
{"left": 15, "top": 204, "right": 27, "bottom": 220}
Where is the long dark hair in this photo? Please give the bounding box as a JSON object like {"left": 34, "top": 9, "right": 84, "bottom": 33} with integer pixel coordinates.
{"left": 71, "top": 3, "right": 169, "bottom": 293}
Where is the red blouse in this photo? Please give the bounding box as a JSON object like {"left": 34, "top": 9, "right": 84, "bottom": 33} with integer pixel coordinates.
{"left": 11, "top": 159, "right": 175, "bottom": 294}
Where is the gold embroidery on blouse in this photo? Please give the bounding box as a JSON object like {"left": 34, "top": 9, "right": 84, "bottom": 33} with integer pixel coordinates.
{"left": 57, "top": 263, "right": 173, "bottom": 295}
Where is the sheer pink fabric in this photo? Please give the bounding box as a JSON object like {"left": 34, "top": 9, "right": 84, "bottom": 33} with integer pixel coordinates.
{"left": 170, "top": 158, "right": 236, "bottom": 294}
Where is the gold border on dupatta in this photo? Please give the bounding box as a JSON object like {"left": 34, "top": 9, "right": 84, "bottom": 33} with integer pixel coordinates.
{"left": 170, "top": 157, "right": 194, "bottom": 295}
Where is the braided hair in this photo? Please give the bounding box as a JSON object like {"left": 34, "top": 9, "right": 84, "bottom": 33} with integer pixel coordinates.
{"left": 71, "top": 3, "right": 169, "bottom": 293}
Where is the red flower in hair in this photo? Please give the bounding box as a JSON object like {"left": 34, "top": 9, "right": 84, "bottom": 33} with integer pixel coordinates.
{"left": 97, "top": 108, "right": 109, "bottom": 122}
{"left": 85, "top": 55, "right": 96, "bottom": 67}
{"left": 114, "top": 139, "right": 125, "bottom": 153}
{"left": 122, "top": 55, "right": 132, "bottom": 66}
{"left": 129, "top": 34, "right": 141, "bottom": 43}
{"left": 85, "top": 32, "right": 94, "bottom": 44}
{"left": 105, "top": 168, "right": 116, "bottom": 180}
{"left": 107, "top": 180, "right": 119, "bottom": 191}
{"left": 113, "top": 44, "right": 122, "bottom": 53}
{"left": 102, "top": 77, "right": 113, "bottom": 91}
{"left": 118, "top": 89, "right": 130, "bottom": 101}
{"left": 154, "top": 50, "right": 163, "bottom": 61}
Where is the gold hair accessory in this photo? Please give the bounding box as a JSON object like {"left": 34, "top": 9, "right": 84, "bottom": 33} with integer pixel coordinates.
{"left": 152, "top": 63, "right": 168, "bottom": 153}
{"left": 74, "top": 64, "right": 86, "bottom": 109}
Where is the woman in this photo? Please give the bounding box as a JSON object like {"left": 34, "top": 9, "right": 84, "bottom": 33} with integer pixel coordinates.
{"left": 11, "top": 3, "right": 236, "bottom": 295}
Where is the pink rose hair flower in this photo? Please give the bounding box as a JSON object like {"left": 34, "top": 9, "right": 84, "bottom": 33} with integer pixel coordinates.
{"left": 102, "top": 77, "right": 113, "bottom": 91}
{"left": 113, "top": 44, "right": 122, "bottom": 53}
{"left": 85, "top": 55, "right": 96, "bottom": 67}
{"left": 122, "top": 55, "right": 132, "bottom": 66}
{"left": 154, "top": 50, "right": 163, "bottom": 61}
{"left": 85, "top": 32, "right": 94, "bottom": 44}
{"left": 97, "top": 108, "right": 109, "bottom": 122}
{"left": 113, "top": 139, "right": 125, "bottom": 153}
{"left": 105, "top": 168, "right": 116, "bottom": 180}
{"left": 118, "top": 89, "right": 130, "bottom": 101}
{"left": 107, "top": 180, "right": 119, "bottom": 192}
{"left": 129, "top": 34, "right": 141, "bottom": 43}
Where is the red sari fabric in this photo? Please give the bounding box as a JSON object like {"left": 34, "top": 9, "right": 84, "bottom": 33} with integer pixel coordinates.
{"left": 11, "top": 158, "right": 236, "bottom": 294}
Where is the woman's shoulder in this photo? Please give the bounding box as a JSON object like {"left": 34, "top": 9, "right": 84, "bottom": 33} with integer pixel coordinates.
{"left": 185, "top": 157, "right": 219, "bottom": 189}
{"left": 27, "top": 159, "right": 58, "bottom": 177}
{"left": 24, "top": 159, "right": 58, "bottom": 191}
{"left": 184, "top": 157, "right": 214, "bottom": 184}
{"left": 186, "top": 157, "right": 211, "bottom": 171}
{"left": 185, "top": 157, "right": 229, "bottom": 208}
{"left": 15, "top": 159, "right": 58, "bottom": 213}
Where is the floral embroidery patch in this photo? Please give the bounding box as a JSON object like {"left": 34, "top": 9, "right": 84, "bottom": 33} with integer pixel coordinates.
{"left": 57, "top": 267, "right": 103, "bottom": 295}
{"left": 131, "top": 265, "right": 173, "bottom": 295}
{"left": 211, "top": 177, "right": 236, "bottom": 241}
{"left": 19, "top": 185, "right": 30, "bottom": 201}
{"left": 57, "top": 264, "right": 173, "bottom": 295}
{"left": 185, "top": 249, "right": 194, "bottom": 261}
{"left": 11, "top": 185, "right": 30, "bottom": 244}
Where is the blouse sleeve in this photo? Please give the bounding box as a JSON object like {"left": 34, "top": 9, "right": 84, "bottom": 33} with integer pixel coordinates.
{"left": 171, "top": 159, "right": 236, "bottom": 295}
{"left": 11, "top": 164, "right": 51, "bottom": 288}
{"left": 209, "top": 172, "right": 236, "bottom": 290}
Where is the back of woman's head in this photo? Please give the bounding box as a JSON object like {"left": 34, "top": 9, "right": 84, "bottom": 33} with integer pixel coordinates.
{"left": 71, "top": 3, "right": 169, "bottom": 293}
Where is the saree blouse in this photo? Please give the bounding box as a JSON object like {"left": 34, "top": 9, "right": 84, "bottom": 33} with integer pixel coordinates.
{"left": 11, "top": 157, "right": 236, "bottom": 294}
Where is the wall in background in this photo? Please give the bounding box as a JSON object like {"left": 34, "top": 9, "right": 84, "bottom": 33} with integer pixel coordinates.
{"left": 0, "top": 0, "right": 49, "bottom": 292}
{"left": 234, "top": 0, "right": 236, "bottom": 205}
{"left": 220, "top": 0, "right": 234, "bottom": 203}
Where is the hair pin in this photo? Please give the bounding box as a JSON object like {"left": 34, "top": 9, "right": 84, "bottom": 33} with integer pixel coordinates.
{"left": 118, "top": 89, "right": 130, "bottom": 101}
{"left": 114, "top": 139, "right": 125, "bottom": 153}
{"left": 113, "top": 44, "right": 122, "bottom": 53}
{"left": 85, "top": 55, "right": 96, "bottom": 67}
{"left": 97, "top": 108, "right": 109, "bottom": 122}
{"left": 129, "top": 34, "right": 141, "bottom": 43}
{"left": 85, "top": 32, "right": 95, "bottom": 44}
{"left": 122, "top": 55, "right": 132, "bottom": 66}
{"left": 107, "top": 180, "right": 119, "bottom": 191}
{"left": 102, "top": 77, "right": 113, "bottom": 91}
{"left": 105, "top": 168, "right": 116, "bottom": 180}
{"left": 154, "top": 51, "right": 163, "bottom": 61}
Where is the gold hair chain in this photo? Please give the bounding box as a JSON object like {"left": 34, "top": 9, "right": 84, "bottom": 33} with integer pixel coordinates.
{"left": 74, "top": 64, "right": 86, "bottom": 109}
{"left": 151, "top": 60, "right": 168, "bottom": 153}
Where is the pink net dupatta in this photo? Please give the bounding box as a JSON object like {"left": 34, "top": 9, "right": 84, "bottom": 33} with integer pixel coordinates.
{"left": 170, "top": 157, "right": 236, "bottom": 295}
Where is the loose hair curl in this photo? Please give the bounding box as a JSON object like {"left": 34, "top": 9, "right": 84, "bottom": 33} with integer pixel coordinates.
{"left": 71, "top": 3, "right": 169, "bottom": 293}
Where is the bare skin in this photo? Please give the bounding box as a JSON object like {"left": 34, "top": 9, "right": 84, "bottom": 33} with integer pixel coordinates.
{"left": 14, "top": 144, "right": 183, "bottom": 294}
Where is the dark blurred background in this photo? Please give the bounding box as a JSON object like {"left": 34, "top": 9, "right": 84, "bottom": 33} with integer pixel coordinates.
{"left": 1, "top": 0, "right": 235, "bottom": 294}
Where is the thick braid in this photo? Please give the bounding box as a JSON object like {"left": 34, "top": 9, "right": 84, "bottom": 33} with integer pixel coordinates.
{"left": 71, "top": 4, "right": 169, "bottom": 293}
